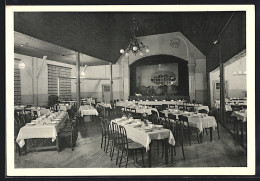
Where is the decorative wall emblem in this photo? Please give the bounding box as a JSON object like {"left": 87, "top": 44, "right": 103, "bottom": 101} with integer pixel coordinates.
{"left": 170, "top": 38, "right": 180, "bottom": 48}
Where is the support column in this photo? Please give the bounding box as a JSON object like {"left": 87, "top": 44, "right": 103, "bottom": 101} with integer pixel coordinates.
{"left": 123, "top": 57, "right": 130, "bottom": 100}
{"left": 219, "top": 39, "right": 225, "bottom": 122}
{"left": 110, "top": 63, "right": 113, "bottom": 102}
{"left": 76, "top": 52, "right": 81, "bottom": 110}
{"left": 188, "top": 63, "right": 196, "bottom": 102}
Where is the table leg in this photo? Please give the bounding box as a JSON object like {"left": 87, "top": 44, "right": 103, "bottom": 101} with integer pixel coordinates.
{"left": 148, "top": 143, "right": 152, "bottom": 168}
{"left": 240, "top": 121, "right": 244, "bottom": 144}
{"left": 164, "top": 139, "right": 168, "bottom": 164}
{"left": 56, "top": 136, "right": 60, "bottom": 152}
{"left": 210, "top": 128, "right": 213, "bottom": 141}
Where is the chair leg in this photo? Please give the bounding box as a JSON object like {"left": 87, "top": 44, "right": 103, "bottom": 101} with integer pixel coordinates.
{"left": 171, "top": 146, "right": 173, "bottom": 163}
{"left": 182, "top": 145, "right": 185, "bottom": 160}
{"left": 101, "top": 134, "right": 103, "bottom": 149}
{"left": 116, "top": 149, "right": 120, "bottom": 165}
{"left": 125, "top": 151, "right": 129, "bottom": 168}
{"left": 119, "top": 150, "right": 123, "bottom": 168}
{"left": 196, "top": 131, "right": 200, "bottom": 144}
{"left": 141, "top": 149, "right": 144, "bottom": 167}
{"left": 217, "top": 125, "right": 220, "bottom": 139}
{"left": 188, "top": 130, "right": 191, "bottom": 146}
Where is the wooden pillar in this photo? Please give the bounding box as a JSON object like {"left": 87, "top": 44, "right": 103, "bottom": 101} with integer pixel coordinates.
{"left": 219, "top": 38, "right": 225, "bottom": 122}
{"left": 110, "top": 63, "right": 113, "bottom": 102}
{"left": 76, "top": 52, "right": 81, "bottom": 110}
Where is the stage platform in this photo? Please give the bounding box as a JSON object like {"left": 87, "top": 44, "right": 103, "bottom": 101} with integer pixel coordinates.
{"left": 129, "top": 95, "right": 190, "bottom": 101}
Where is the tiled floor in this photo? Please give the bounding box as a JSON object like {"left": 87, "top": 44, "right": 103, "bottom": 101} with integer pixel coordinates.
{"left": 15, "top": 116, "right": 247, "bottom": 168}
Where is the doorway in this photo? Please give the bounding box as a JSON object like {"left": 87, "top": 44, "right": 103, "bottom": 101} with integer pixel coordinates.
{"left": 102, "top": 84, "right": 111, "bottom": 103}
{"left": 212, "top": 80, "right": 229, "bottom": 102}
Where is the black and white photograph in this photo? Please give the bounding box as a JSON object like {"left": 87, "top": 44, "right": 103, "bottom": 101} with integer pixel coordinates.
{"left": 6, "top": 4, "right": 255, "bottom": 176}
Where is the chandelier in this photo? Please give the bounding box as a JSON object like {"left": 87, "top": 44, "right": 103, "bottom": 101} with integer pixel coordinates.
{"left": 120, "top": 18, "right": 150, "bottom": 56}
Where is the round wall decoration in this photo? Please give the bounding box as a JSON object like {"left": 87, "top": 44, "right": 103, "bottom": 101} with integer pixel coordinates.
{"left": 170, "top": 38, "right": 180, "bottom": 48}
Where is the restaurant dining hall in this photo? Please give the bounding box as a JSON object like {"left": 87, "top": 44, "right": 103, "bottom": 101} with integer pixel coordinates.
{"left": 10, "top": 10, "right": 251, "bottom": 169}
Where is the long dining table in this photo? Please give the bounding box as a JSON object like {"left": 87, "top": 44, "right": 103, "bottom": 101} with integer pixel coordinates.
{"left": 16, "top": 111, "right": 69, "bottom": 153}
{"left": 111, "top": 117, "right": 175, "bottom": 167}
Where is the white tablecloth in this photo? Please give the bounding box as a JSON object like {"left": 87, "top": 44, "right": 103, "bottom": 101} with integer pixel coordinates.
{"left": 79, "top": 105, "right": 98, "bottom": 117}
{"left": 31, "top": 108, "right": 51, "bottom": 117}
{"left": 16, "top": 112, "right": 68, "bottom": 148}
{"left": 231, "top": 111, "right": 247, "bottom": 122}
{"left": 97, "top": 103, "right": 112, "bottom": 109}
{"left": 59, "top": 104, "right": 72, "bottom": 111}
{"left": 187, "top": 116, "right": 217, "bottom": 133}
{"left": 112, "top": 118, "right": 175, "bottom": 152}
{"left": 138, "top": 100, "right": 186, "bottom": 106}
{"left": 162, "top": 110, "right": 217, "bottom": 133}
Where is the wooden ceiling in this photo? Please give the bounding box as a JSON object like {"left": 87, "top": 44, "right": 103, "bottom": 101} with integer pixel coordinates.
{"left": 14, "top": 12, "right": 234, "bottom": 64}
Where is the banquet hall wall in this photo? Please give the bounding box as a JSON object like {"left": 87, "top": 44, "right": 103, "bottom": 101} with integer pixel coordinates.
{"left": 14, "top": 53, "right": 122, "bottom": 106}
{"left": 116, "top": 32, "right": 207, "bottom": 104}
{"left": 209, "top": 51, "right": 247, "bottom": 107}
{"left": 14, "top": 32, "right": 209, "bottom": 106}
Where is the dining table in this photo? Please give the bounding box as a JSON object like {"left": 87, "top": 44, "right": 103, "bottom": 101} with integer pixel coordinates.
{"left": 111, "top": 117, "right": 175, "bottom": 167}
{"left": 162, "top": 109, "right": 218, "bottom": 141}
{"left": 16, "top": 111, "right": 69, "bottom": 153}
{"left": 58, "top": 104, "right": 72, "bottom": 111}
{"left": 79, "top": 105, "right": 99, "bottom": 122}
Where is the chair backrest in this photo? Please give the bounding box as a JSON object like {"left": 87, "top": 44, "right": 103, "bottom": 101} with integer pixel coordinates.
{"left": 178, "top": 115, "right": 188, "bottom": 124}
{"left": 231, "top": 105, "right": 243, "bottom": 111}
{"left": 151, "top": 110, "right": 159, "bottom": 124}
{"left": 172, "top": 120, "right": 184, "bottom": 146}
{"left": 162, "top": 104, "right": 168, "bottom": 110}
{"left": 118, "top": 125, "right": 128, "bottom": 150}
{"left": 186, "top": 106, "right": 195, "bottom": 112}
{"left": 158, "top": 111, "right": 165, "bottom": 119}
{"left": 198, "top": 109, "right": 208, "bottom": 114}
{"left": 169, "top": 104, "right": 175, "bottom": 109}
{"left": 178, "top": 105, "right": 185, "bottom": 110}
{"left": 168, "top": 113, "right": 176, "bottom": 121}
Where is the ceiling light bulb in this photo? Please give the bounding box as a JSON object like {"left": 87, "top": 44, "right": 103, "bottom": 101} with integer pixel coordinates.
{"left": 238, "top": 71, "right": 242, "bottom": 74}
{"left": 18, "top": 62, "right": 25, "bottom": 69}
{"left": 233, "top": 71, "right": 237, "bottom": 75}
{"left": 146, "top": 48, "right": 150, "bottom": 53}
{"left": 133, "top": 46, "right": 138, "bottom": 51}
{"left": 125, "top": 53, "right": 129, "bottom": 57}
{"left": 20, "top": 44, "right": 24, "bottom": 47}
{"left": 120, "top": 49, "right": 125, "bottom": 54}
{"left": 140, "top": 52, "right": 143, "bottom": 56}
{"left": 80, "top": 72, "right": 85, "bottom": 77}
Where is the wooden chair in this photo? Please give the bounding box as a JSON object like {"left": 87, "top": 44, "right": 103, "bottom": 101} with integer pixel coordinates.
{"left": 186, "top": 106, "right": 195, "bottom": 112}
{"left": 178, "top": 105, "right": 185, "bottom": 111}
{"left": 118, "top": 125, "right": 145, "bottom": 168}
{"left": 169, "top": 119, "right": 185, "bottom": 162}
{"left": 58, "top": 118, "right": 78, "bottom": 151}
{"left": 14, "top": 113, "right": 24, "bottom": 156}
{"left": 100, "top": 117, "right": 109, "bottom": 151}
{"left": 162, "top": 104, "right": 168, "bottom": 111}
{"left": 178, "top": 115, "right": 201, "bottom": 145}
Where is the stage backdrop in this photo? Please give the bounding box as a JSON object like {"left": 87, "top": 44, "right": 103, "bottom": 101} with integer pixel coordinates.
{"left": 136, "top": 63, "right": 178, "bottom": 87}
{"left": 130, "top": 55, "right": 189, "bottom": 96}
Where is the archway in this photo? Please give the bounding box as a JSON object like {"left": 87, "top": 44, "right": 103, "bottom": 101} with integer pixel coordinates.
{"left": 129, "top": 55, "right": 189, "bottom": 99}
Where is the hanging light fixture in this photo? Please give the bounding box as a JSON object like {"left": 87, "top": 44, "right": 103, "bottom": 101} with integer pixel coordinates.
{"left": 120, "top": 18, "right": 150, "bottom": 56}
{"left": 18, "top": 62, "right": 25, "bottom": 69}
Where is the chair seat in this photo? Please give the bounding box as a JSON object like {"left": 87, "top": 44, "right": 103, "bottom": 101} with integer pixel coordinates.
{"left": 128, "top": 141, "right": 144, "bottom": 150}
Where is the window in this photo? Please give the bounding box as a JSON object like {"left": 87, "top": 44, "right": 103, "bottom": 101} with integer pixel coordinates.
{"left": 14, "top": 65, "right": 21, "bottom": 105}
{"left": 103, "top": 85, "right": 110, "bottom": 92}
{"left": 48, "top": 64, "right": 71, "bottom": 101}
